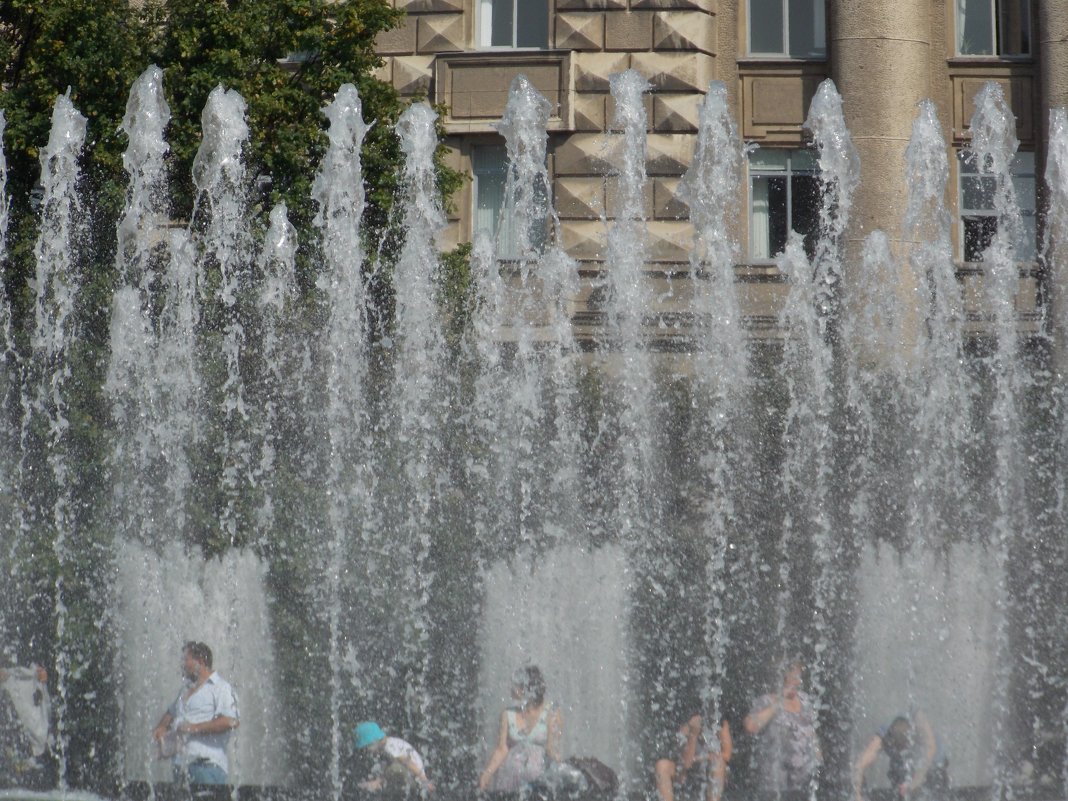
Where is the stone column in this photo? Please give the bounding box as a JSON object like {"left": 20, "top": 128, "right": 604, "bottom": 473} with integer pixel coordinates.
{"left": 1038, "top": 0, "right": 1068, "bottom": 373}
{"left": 828, "top": 0, "right": 932, "bottom": 353}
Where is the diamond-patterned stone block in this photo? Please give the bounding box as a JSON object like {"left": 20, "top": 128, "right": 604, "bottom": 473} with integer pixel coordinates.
{"left": 396, "top": 0, "right": 462, "bottom": 11}
{"left": 647, "top": 221, "right": 693, "bottom": 261}
{"left": 631, "top": 52, "right": 713, "bottom": 92}
{"left": 574, "top": 53, "right": 632, "bottom": 92}
{"left": 646, "top": 134, "right": 696, "bottom": 175}
{"left": 653, "top": 93, "right": 701, "bottom": 131}
{"left": 556, "top": 12, "right": 605, "bottom": 50}
{"left": 392, "top": 55, "right": 435, "bottom": 95}
{"left": 555, "top": 177, "right": 606, "bottom": 219}
{"left": 653, "top": 11, "right": 716, "bottom": 53}
{"left": 653, "top": 178, "right": 689, "bottom": 219}
{"left": 605, "top": 176, "right": 654, "bottom": 219}
{"left": 560, "top": 220, "right": 609, "bottom": 261}
{"left": 556, "top": 0, "right": 627, "bottom": 8}
{"left": 417, "top": 13, "right": 464, "bottom": 52}
{"left": 632, "top": 0, "right": 716, "bottom": 9}
{"left": 554, "top": 134, "right": 615, "bottom": 176}
{"left": 573, "top": 94, "right": 608, "bottom": 131}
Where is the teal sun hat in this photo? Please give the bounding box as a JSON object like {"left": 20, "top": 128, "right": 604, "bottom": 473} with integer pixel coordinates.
{"left": 354, "top": 720, "right": 386, "bottom": 749}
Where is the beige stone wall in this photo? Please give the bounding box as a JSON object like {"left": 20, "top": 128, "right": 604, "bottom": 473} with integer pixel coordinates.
{"left": 1039, "top": 0, "right": 1068, "bottom": 372}
{"left": 372, "top": 0, "right": 1062, "bottom": 342}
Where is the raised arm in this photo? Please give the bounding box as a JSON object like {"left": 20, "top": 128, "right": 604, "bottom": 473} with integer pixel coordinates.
{"left": 744, "top": 696, "right": 778, "bottom": 735}
{"left": 679, "top": 715, "right": 702, "bottom": 771}
{"left": 908, "top": 712, "right": 937, "bottom": 791}
{"left": 852, "top": 735, "right": 883, "bottom": 801}
{"left": 479, "top": 710, "right": 511, "bottom": 791}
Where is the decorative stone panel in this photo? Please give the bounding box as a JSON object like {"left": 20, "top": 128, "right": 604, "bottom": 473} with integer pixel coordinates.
{"left": 556, "top": 12, "right": 606, "bottom": 50}
{"left": 396, "top": 0, "right": 462, "bottom": 11}
{"left": 605, "top": 11, "right": 654, "bottom": 51}
{"left": 653, "top": 94, "right": 701, "bottom": 132}
{"left": 574, "top": 94, "right": 608, "bottom": 131}
{"left": 646, "top": 221, "right": 692, "bottom": 262}
{"left": 574, "top": 53, "right": 632, "bottom": 91}
{"left": 554, "top": 134, "right": 615, "bottom": 175}
{"left": 653, "top": 178, "right": 689, "bottom": 219}
{"left": 605, "top": 176, "right": 654, "bottom": 219}
{"left": 646, "top": 134, "right": 695, "bottom": 175}
{"left": 630, "top": 52, "right": 713, "bottom": 91}
{"left": 417, "top": 13, "right": 465, "bottom": 53}
{"left": 556, "top": 0, "right": 627, "bottom": 9}
{"left": 435, "top": 52, "right": 571, "bottom": 133}
{"left": 632, "top": 0, "right": 716, "bottom": 9}
{"left": 393, "top": 55, "right": 436, "bottom": 96}
{"left": 739, "top": 65, "right": 828, "bottom": 141}
{"left": 375, "top": 17, "right": 418, "bottom": 55}
{"left": 951, "top": 73, "right": 1035, "bottom": 145}
{"left": 555, "top": 177, "right": 606, "bottom": 219}
{"left": 653, "top": 11, "right": 716, "bottom": 53}
{"left": 606, "top": 94, "right": 654, "bottom": 132}
{"left": 560, "top": 220, "right": 609, "bottom": 261}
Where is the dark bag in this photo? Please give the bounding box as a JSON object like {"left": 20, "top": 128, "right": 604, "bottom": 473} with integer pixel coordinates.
{"left": 567, "top": 757, "right": 618, "bottom": 796}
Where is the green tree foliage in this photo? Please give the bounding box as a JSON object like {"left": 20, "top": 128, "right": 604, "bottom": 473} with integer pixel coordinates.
{"left": 0, "top": 1, "right": 468, "bottom": 790}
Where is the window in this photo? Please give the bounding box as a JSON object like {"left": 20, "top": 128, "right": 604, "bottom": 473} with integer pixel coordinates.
{"left": 472, "top": 145, "right": 550, "bottom": 260}
{"left": 956, "top": 0, "right": 1030, "bottom": 56}
{"left": 749, "top": 149, "right": 821, "bottom": 261}
{"left": 959, "top": 151, "right": 1036, "bottom": 262}
{"left": 748, "top": 0, "right": 826, "bottom": 58}
{"left": 478, "top": 0, "right": 549, "bottom": 48}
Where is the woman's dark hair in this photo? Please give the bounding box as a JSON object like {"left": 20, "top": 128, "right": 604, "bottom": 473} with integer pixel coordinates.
{"left": 512, "top": 665, "right": 546, "bottom": 706}
{"left": 883, "top": 717, "right": 912, "bottom": 752}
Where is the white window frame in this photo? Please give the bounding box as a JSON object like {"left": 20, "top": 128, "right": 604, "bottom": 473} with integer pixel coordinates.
{"left": 958, "top": 150, "right": 1036, "bottom": 263}
{"left": 477, "top": 0, "right": 549, "bottom": 50}
{"left": 955, "top": 0, "right": 1032, "bottom": 57}
{"left": 746, "top": 0, "right": 827, "bottom": 58}
{"left": 748, "top": 148, "right": 821, "bottom": 262}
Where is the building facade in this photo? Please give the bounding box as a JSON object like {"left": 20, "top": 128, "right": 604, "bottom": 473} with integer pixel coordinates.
{"left": 374, "top": 0, "right": 1065, "bottom": 349}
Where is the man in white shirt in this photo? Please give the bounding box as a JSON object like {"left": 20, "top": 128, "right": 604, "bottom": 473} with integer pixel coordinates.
{"left": 152, "top": 642, "right": 239, "bottom": 785}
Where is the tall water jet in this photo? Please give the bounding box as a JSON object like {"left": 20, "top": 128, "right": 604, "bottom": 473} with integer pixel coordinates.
{"left": 310, "top": 82, "right": 373, "bottom": 798}
{"left": 1048, "top": 109, "right": 1068, "bottom": 590}
{"left": 778, "top": 80, "right": 860, "bottom": 760}
{"left": 968, "top": 80, "right": 1030, "bottom": 796}
{"left": 0, "top": 110, "right": 13, "bottom": 523}
{"left": 389, "top": 100, "right": 451, "bottom": 745}
{"left": 472, "top": 75, "right": 624, "bottom": 777}
{"left": 675, "top": 79, "right": 749, "bottom": 741}
{"left": 22, "top": 90, "right": 89, "bottom": 788}
{"left": 603, "top": 68, "right": 661, "bottom": 785}
{"left": 106, "top": 65, "right": 175, "bottom": 547}
{"left": 190, "top": 84, "right": 255, "bottom": 545}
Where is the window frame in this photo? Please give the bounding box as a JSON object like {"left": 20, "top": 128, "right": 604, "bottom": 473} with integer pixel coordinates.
{"left": 747, "top": 148, "right": 822, "bottom": 263}
{"left": 957, "top": 149, "right": 1037, "bottom": 263}
{"left": 477, "top": 0, "right": 550, "bottom": 50}
{"left": 745, "top": 0, "right": 827, "bottom": 59}
{"left": 954, "top": 0, "right": 1032, "bottom": 58}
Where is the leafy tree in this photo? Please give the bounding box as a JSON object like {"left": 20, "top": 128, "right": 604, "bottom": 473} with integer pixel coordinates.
{"left": 0, "top": 0, "right": 467, "bottom": 791}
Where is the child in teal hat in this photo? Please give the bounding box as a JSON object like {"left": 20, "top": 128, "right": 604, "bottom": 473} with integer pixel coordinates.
{"left": 354, "top": 721, "right": 434, "bottom": 795}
